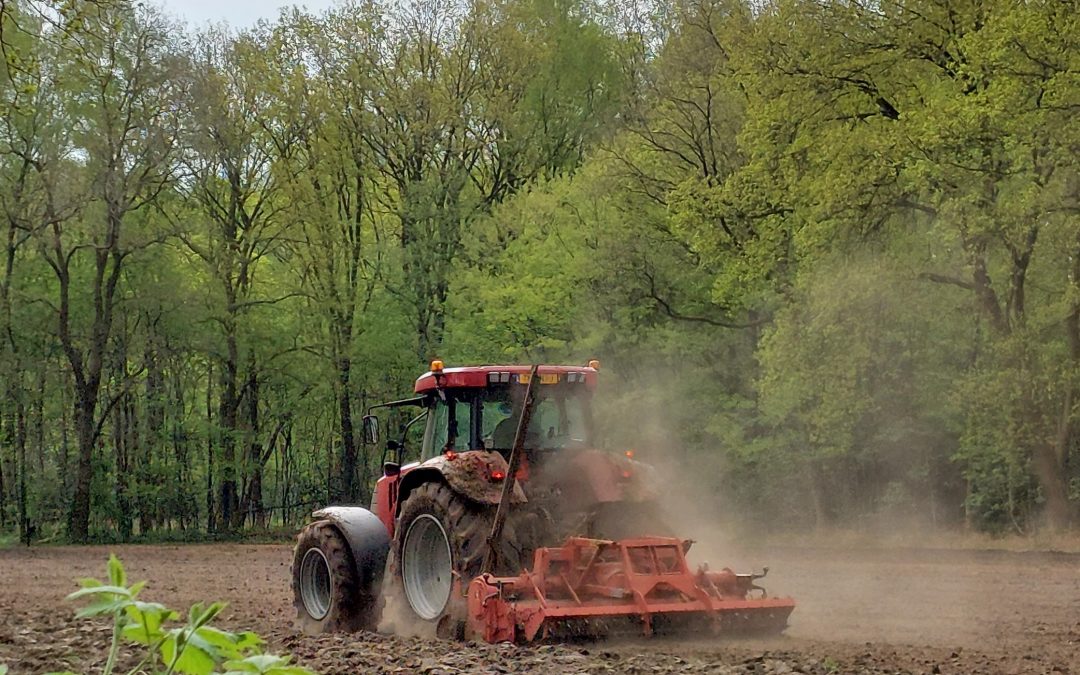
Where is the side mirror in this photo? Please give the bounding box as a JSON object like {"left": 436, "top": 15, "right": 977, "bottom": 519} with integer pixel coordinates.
{"left": 362, "top": 414, "right": 380, "bottom": 445}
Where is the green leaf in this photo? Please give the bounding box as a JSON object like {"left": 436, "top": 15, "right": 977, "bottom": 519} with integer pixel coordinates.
{"left": 107, "top": 554, "right": 126, "bottom": 587}
{"left": 158, "top": 615, "right": 243, "bottom": 675}
{"left": 222, "top": 654, "right": 315, "bottom": 675}
{"left": 191, "top": 625, "right": 245, "bottom": 660}
{"left": 189, "top": 601, "right": 226, "bottom": 629}
{"left": 66, "top": 585, "right": 132, "bottom": 601}
{"left": 234, "top": 631, "right": 263, "bottom": 651}
{"left": 160, "top": 631, "right": 216, "bottom": 675}
{"left": 128, "top": 580, "right": 147, "bottom": 598}
{"left": 222, "top": 655, "right": 270, "bottom": 673}
{"left": 73, "top": 596, "right": 132, "bottom": 619}
{"left": 127, "top": 600, "right": 176, "bottom": 620}
{"left": 122, "top": 601, "right": 178, "bottom": 645}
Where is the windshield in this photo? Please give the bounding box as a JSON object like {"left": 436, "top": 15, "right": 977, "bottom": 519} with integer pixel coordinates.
{"left": 430, "top": 395, "right": 472, "bottom": 455}
{"left": 480, "top": 383, "right": 592, "bottom": 451}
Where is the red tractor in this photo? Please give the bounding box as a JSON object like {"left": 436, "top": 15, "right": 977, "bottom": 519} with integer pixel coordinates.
{"left": 291, "top": 362, "right": 794, "bottom": 642}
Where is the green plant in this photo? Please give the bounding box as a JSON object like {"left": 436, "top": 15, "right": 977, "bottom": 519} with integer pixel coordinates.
{"left": 65, "top": 555, "right": 313, "bottom": 675}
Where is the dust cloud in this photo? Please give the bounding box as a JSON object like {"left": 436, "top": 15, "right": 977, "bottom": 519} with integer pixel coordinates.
{"left": 584, "top": 353, "right": 1021, "bottom": 650}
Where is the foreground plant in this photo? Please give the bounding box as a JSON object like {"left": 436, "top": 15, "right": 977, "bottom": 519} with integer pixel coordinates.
{"left": 63, "top": 555, "right": 313, "bottom": 675}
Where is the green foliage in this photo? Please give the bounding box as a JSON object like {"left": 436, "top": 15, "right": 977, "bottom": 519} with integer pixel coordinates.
{"left": 0, "top": 0, "right": 1077, "bottom": 540}
{"left": 64, "top": 555, "right": 313, "bottom": 675}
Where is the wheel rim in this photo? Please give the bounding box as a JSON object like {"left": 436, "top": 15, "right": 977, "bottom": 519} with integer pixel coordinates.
{"left": 299, "top": 547, "right": 332, "bottom": 620}
{"left": 402, "top": 513, "right": 453, "bottom": 621}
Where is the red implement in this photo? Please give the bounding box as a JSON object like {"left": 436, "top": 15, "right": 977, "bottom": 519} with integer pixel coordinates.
{"left": 465, "top": 536, "right": 796, "bottom": 643}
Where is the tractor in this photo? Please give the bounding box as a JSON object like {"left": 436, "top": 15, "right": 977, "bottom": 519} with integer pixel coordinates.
{"left": 291, "top": 361, "right": 794, "bottom": 642}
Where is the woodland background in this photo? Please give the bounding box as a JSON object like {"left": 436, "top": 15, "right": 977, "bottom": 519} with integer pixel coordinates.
{"left": 0, "top": 0, "right": 1077, "bottom": 543}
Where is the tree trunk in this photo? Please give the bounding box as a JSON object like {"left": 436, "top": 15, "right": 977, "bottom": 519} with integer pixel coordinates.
{"left": 0, "top": 408, "right": 5, "bottom": 529}
{"left": 170, "top": 364, "right": 190, "bottom": 531}
{"left": 217, "top": 289, "right": 243, "bottom": 530}
{"left": 33, "top": 369, "right": 44, "bottom": 476}
{"left": 56, "top": 229, "right": 122, "bottom": 543}
{"left": 338, "top": 355, "right": 358, "bottom": 502}
{"left": 808, "top": 459, "right": 828, "bottom": 529}
{"left": 59, "top": 362, "right": 70, "bottom": 496}
{"left": 1040, "top": 230, "right": 1080, "bottom": 530}
{"left": 15, "top": 396, "right": 27, "bottom": 545}
{"left": 971, "top": 249, "right": 1008, "bottom": 335}
{"left": 206, "top": 361, "right": 216, "bottom": 532}
{"left": 69, "top": 389, "right": 98, "bottom": 543}
{"left": 143, "top": 334, "right": 165, "bottom": 534}
{"left": 113, "top": 388, "right": 133, "bottom": 541}
{"left": 127, "top": 395, "right": 142, "bottom": 534}
{"left": 218, "top": 333, "right": 240, "bottom": 531}
{"left": 1037, "top": 389, "right": 1074, "bottom": 530}
{"left": 2, "top": 394, "right": 20, "bottom": 534}
{"left": 1, "top": 175, "right": 19, "bottom": 532}
{"left": 281, "top": 424, "right": 293, "bottom": 525}
{"left": 236, "top": 355, "right": 260, "bottom": 530}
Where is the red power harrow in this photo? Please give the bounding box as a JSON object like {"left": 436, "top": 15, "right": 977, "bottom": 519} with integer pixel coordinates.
{"left": 465, "top": 536, "right": 796, "bottom": 643}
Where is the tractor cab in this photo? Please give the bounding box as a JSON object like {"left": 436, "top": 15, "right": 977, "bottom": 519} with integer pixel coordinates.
{"left": 363, "top": 362, "right": 599, "bottom": 466}
{"left": 418, "top": 363, "right": 598, "bottom": 459}
{"left": 361, "top": 362, "right": 603, "bottom": 535}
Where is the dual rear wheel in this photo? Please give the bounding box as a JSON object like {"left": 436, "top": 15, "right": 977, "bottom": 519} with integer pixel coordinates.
{"left": 292, "top": 521, "right": 381, "bottom": 633}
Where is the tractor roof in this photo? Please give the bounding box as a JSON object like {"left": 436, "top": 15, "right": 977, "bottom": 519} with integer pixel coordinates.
{"left": 413, "top": 364, "right": 598, "bottom": 394}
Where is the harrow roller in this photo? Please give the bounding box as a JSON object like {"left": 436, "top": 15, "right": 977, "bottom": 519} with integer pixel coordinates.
{"left": 465, "top": 536, "right": 796, "bottom": 643}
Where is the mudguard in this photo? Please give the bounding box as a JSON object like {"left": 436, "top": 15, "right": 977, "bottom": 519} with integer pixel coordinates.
{"left": 312, "top": 506, "right": 390, "bottom": 595}
{"left": 398, "top": 450, "right": 528, "bottom": 510}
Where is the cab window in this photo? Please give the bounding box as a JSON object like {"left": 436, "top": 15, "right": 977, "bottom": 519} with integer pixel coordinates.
{"left": 429, "top": 394, "right": 474, "bottom": 457}
{"left": 480, "top": 383, "right": 591, "bottom": 451}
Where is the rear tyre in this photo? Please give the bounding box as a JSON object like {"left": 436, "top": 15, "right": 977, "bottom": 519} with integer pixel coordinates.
{"left": 292, "top": 520, "right": 380, "bottom": 633}
{"left": 384, "top": 482, "right": 533, "bottom": 637}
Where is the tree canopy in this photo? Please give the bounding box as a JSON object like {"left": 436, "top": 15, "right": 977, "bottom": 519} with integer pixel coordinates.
{"left": 0, "top": 0, "right": 1077, "bottom": 542}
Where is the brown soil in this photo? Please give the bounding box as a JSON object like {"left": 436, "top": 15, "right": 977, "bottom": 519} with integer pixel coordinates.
{"left": 0, "top": 542, "right": 1076, "bottom": 674}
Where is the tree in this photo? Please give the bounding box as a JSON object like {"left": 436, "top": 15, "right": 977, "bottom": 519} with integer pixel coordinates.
{"left": 723, "top": 0, "right": 1080, "bottom": 528}
{"left": 178, "top": 25, "right": 300, "bottom": 530}
{"left": 271, "top": 5, "right": 386, "bottom": 503}
{"left": 16, "top": 0, "right": 184, "bottom": 542}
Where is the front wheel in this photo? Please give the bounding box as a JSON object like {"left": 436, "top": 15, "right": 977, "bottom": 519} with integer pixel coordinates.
{"left": 292, "top": 521, "right": 380, "bottom": 633}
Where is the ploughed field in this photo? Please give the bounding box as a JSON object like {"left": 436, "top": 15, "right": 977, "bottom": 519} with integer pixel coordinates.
{"left": 0, "top": 542, "right": 1077, "bottom": 674}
